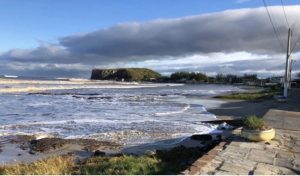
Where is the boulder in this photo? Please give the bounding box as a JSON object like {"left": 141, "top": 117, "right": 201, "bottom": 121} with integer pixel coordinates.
{"left": 93, "top": 150, "right": 105, "bottom": 157}
{"left": 190, "top": 134, "right": 213, "bottom": 141}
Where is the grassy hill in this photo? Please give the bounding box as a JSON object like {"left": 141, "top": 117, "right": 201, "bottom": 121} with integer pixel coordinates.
{"left": 90, "top": 68, "right": 161, "bottom": 81}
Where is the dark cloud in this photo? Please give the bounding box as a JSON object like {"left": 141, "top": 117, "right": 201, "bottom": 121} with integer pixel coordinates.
{"left": 0, "top": 6, "right": 300, "bottom": 77}
{"left": 60, "top": 6, "right": 300, "bottom": 60}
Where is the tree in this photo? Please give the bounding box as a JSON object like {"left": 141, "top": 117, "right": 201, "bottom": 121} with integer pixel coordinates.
{"left": 297, "top": 72, "right": 300, "bottom": 79}
{"left": 170, "top": 71, "right": 207, "bottom": 82}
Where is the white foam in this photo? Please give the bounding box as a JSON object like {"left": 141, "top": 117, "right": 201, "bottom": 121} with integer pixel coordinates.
{"left": 155, "top": 104, "right": 191, "bottom": 116}
{"left": 0, "top": 83, "right": 243, "bottom": 146}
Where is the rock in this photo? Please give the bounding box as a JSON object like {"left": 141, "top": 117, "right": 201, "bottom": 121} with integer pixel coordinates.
{"left": 144, "top": 150, "right": 156, "bottom": 156}
{"left": 93, "top": 150, "right": 105, "bottom": 157}
{"left": 67, "top": 152, "right": 75, "bottom": 156}
{"left": 191, "top": 134, "right": 213, "bottom": 141}
{"left": 30, "top": 139, "right": 38, "bottom": 145}
{"left": 217, "top": 122, "right": 233, "bottom": 130}
{"left": 30, "top": 138, "right": 67, "bottom": 152}
{"left": 29, "top": 150, "right": 36, "bottom": 155}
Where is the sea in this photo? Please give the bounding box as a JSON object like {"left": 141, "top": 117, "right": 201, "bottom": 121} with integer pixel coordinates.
{"left": 0, "top": 77, "right": 243, "bottom": 147}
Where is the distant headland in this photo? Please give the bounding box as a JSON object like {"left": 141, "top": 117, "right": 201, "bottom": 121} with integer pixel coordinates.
{"left": 90, "top": 68, "right": 161, "bottom": 82}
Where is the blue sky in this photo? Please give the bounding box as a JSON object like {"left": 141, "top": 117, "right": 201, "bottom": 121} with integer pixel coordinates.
{"left": 0, "top": 0, "right": 299, "bottom": 52}
{"left": 0, "top": 0, "right": 300, "bottom": 78}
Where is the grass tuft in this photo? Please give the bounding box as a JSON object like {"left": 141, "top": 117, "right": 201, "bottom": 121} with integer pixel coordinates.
{"left": 79, "top": 155, "right": 161, "bottom": 175}
{"left": 243, "top": 115, "right": 265, "bottom": 130}
{"left": 0, "top": 156, "right": 75, "bottom": 175}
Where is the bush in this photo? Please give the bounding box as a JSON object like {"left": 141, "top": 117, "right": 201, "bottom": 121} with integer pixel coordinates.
{"left": 244, "top": 115, "right": 265, "bottom": 130}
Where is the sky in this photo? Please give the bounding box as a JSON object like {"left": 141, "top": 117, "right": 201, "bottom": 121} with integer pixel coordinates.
{"left": 0, "top": 0, "right": 300, "bottom": 78}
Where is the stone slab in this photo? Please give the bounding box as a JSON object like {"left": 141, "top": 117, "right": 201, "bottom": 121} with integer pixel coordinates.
{"left": 248, "top": 149, "right": 276, "bottom": 165}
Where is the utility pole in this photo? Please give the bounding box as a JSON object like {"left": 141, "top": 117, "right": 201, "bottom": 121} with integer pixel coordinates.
{"left": 284, "top": 28, "right": 292, "bottom": 98}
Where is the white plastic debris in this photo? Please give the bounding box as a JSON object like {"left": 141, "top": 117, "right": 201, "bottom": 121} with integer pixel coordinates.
{"left": 217, "top": 122, "right": 233, "bottom": 130}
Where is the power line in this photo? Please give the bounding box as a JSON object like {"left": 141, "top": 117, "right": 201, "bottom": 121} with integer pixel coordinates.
{"left": 262, "top": 0, "right": 285, "bottom": 51}
{"left": 291, "top": 35, "right": 300, "bottom": 54}
{"left": 280, "top": 0, "right": 290, "bottom": 28}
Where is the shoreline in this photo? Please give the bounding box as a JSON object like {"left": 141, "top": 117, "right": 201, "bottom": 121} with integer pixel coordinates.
{"left": 0, "top": 83, "right": 254, "bottom": 169}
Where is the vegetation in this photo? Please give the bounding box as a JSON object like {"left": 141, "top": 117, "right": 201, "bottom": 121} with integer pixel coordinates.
{"left": 215, "top": 86, "right": 281, "bottom": 101}
{"left": 0, "top": 156, "right": 74, "bottom": 175}
{"left": 90, "top": 68, "right": 287, "bottom": 87}
{"left": 297, "top": 72, "right": 300, "bottom": 79}
{"left": 0, "top": 146, "right": 212, "bottom": 175}
{"left": 243, "top": 115, "right": 265, "bottom": 130}
{"left": 91, "top": 68, "right": 161, "bottom": 81}
{"left": 215, "top": 73, "right": 258, "bottom": 84}
{"left": 79, "top": 155, "right": 160, "bottom": 175}
{"left": 170, "top": 71, "right": 208, "bottom": 82}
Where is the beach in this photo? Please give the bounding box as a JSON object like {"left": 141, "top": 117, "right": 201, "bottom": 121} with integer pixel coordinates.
{"left": 1, "top": 78, "right": 297, "bottom": 174}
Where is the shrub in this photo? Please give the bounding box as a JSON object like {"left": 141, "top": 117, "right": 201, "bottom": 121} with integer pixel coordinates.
{"left": 244, "top": 115, "right": 265, "bottom": 130}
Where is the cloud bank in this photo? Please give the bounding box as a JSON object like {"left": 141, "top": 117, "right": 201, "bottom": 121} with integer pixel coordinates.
{"left": 1, "top": 6, "right": 300, "bottom": 77}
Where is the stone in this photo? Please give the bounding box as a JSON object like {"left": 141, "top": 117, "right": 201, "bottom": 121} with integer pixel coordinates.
{"left": 225, "top": 158, "right": 256, "bottom": 167}
{"left": 30, "top": 138, "right": 67, "bottom": 152}
{"left": 192, "top": 160, "right": 208, "bottom": 168}
{"left": 293, "top": 158, "right": 300, "bottom": 170}
{"left": 29, "top": 150, "right": 35, "bottom": 155}
{"left": 93, "top": 150, "right": 105, "bottom": 157}
{"left": 220, "top": 147, "right": 249, "bottom": 159}
{"left": 188, "top": 165, "right": 201, "bottom": 175}
{"left": 248, "top": 149, "right": 276, "bottom": 165}
{"left": 219, "top": 162, "right": 253, "bottom": 175}
{"left": 30, "top": 139, "right": 38, "bottom": 145}
{"left": 144, "top": 150, "right": 156, "bottom": 156}
{"left": 276, "top": 151, "right": 294, "bottom": 159}
{"left": 228, "top": 141, "right": 243, "bottom": 147}
{"left": 275, "top": 158, "right": 294, "bottom": 169}
{"left": 190, "top": 134, "right": 213, "bottom": 141}
{"left": 199, "top": 154, "right": 215, "bottom": 161}
{"left": 207, "top": 149, "right": 219, "bottom": 156}
{"left": 214, "top": 171, "right": 233, "bottom": 175}
{"left": 254, "top": 163, "right": 296, "bottom": 175}
{"left": 239, "top": 142, "right": 265, "bottom": 150}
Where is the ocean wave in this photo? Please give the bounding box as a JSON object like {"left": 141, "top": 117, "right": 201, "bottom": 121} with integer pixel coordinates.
{"left": 155, "top": 104, "right": 191, "bottom": 116}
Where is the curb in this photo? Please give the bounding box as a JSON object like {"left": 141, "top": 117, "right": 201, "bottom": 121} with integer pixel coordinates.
{"left": 182, "top": 141, "right": 228, "bottom": 175}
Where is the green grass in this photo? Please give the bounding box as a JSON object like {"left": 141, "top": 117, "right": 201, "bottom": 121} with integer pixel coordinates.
{"left": 0, "top": 146, "right": 210, "bottom": 175}
{"left": 79, "top": 155, "right": 161, "bottom": 175}
{"left": 215, "top": 87, "right": 281, "bottom": 101}
{"left": 79, "top": 146, "right": 206, "bottom": 175}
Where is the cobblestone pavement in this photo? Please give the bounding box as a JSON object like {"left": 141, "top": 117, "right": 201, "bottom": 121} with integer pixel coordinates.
{"left": 184, "top": 109, "right": 300, "bottom": 175}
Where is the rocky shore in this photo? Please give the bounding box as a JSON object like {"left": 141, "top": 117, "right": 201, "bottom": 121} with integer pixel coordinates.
{"left": 0, "top": 123, "right": 235, "bottom": 166}
{"left": 0, "top": 135, "right": 121, "bottom": 165}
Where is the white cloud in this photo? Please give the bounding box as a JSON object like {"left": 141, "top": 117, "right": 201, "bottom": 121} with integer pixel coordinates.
{"left": 0, "top": 6, "right": 300, "bottom": 77}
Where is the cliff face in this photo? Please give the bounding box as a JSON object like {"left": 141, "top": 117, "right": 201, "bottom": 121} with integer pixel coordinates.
{"left": 90, "top": 68, "right": 161, "bottom": 81}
